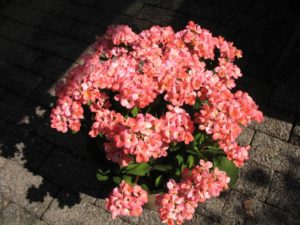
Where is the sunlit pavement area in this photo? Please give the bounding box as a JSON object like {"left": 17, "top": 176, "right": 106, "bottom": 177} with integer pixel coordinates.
{"left": 0, "top": 0, "right": 300, "bottom": 224}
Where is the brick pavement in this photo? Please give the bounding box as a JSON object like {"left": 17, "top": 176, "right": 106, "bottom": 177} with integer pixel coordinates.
{"left": 0, "top": 0, "right": 300, "bottom": 224}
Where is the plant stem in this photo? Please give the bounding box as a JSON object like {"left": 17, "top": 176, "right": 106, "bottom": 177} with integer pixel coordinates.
{"left": 135, "top": 175, "right": 140, "bottom": 184}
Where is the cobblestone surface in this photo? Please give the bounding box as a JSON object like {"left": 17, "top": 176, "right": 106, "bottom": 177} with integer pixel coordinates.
{"left": 0, "top": 203, "right": 38, "bottom": 225}
{"left": 0, "top": 0, "right": 299, "bottom": 224}
{"left": 0, "top": 160, "right": 59, "bottom": 217}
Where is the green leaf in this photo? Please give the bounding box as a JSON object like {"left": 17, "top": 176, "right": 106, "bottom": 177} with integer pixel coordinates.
{"left": 187, "top": 155, "right": 195, "bottom": 168}
{"left": 140, "top": 183, "right": 149, "bottom": 192}
{"left": 186, "top": 149, "right": 201, "bottom": 155}
{"left": 176, "top": 155, "right": 184, "bottom": 165}
{"left": 131, "top": 106, "right": 139, "bottom": 117}
{"left": 122, "top": 175, "right": 133, "bottom": 185}
{"left": 203, "top": 147, "right": 225, "bottom": 156}
{"left": 146, "top": 106, "right": 152, "bottom": 113}
{"left": 169, "top": 142, "right": 181, "bottom": 152}
{"left": 199, "top": 134, "right": 205, "bottom": 145}
{"left": 138, "top": 61, "right": 144, "bottom": 73}
{"left": 152, "top": 164, "right": 172, "bottom": 172}
{"left": 113, "top": 176, "right": 121, "bottom": 185}
{"left": 155, "top": 175, "right": 163, "bottom": 187}
{"left": 213, "top": 156, "right": 239, "bottom": 187}
{"left": 96, "top": 169, "right": 111, "bottom": 182}
{"left": 170, "top": 146, "right": 181, "bottom": 152}
{"left": 125, "top": 163, "right": 150, "bottom": 176}
{"left": 98, "top": 133, "right": 103, "bottom": 138}
{"left": 180, "top": 164, "right": 187, "bottom": 173}
{"left": 193, "top": 97, "right": 202, "bottom": 110}
{"left": 193, "top": 132, "right": 205, "bottom": 147}
{"left": 96, "top": 173, "right": 109, "bottom": 182}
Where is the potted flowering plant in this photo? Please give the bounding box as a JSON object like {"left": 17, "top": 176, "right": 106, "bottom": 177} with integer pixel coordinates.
{"left": 50, "top": 21, "right": 263, "bottom": 225}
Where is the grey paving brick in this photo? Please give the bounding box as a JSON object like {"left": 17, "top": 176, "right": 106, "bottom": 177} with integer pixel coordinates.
{"left": 0, "top": 19, "right": 85, "bottom": 60}
{"left": 0, "top": 118, "right": 6, "bottom": 130}
{"left": 68, "top": 21, "right": 105, "bottom": 44}
{"left": 0, "top": 92, "right": 47, "bottom": 128}
{"left": 219, "top": 190, "right": 247, "bottom": 225}
{"left": 183, "top": 213, "right": 216, "bottom": 225}
{"left": 0, "top": 37, "right": 42, "bottom": 69}
{"left": 0, "top": 203, "right": 37, "bottom": 225}
{"left": 120, "top": 1, "right": 144, "bottom": 17}
{"left": 36, "top": 121, "right": 93, "bottom": 160}
{"left": 28, "top": 0, "right": 105, "bottom": 27}
{"left": 219, "top": 0, "right": 253, "bottom": 12}
{"left": 42, "top": 190, "right": 130, "bottom": 225}
{"left": 242, "top": 198, "right": 294, "bottom": 225}
{"left": 0, "top": 194, "right": 9, "bottom": 211}
{"left": 221, "top": 12, "right": 268, "bottom": 36}
{"left": 31, "top": 53, "right": 72, "bottom": 80}
{"left": 13, "top": 0, "right": 32, "bottom": 6}
{"left": 290, "top": 117, "right": 300, "bottom": 145}
{"left": 0, "top": 18, "right": 37, "bottom": 43}
{"left": 234, "top": 76, "right": 273, "bottom": 107}
{"left": 69, "top": 0, "right": 97, "bottom": 5}
{"left": 196, "top": 191, "right": 229, "bottom": 222}
{"left": 250, "top": 132, "right": 300, "bottom": 173}
{"left": 28, "top": 0, "right": 67, "bottom": 15}
{"left": 32, "top": 220, "right": 49, "bottom": 225}
{"left": 96, "top": 0, "right": 143, "bottom": 17}
{"left": 251, "top": 107, "right": 294, "bottom": 141}
{"left": 0, "top": 125, "right": 53, "bottom": 171}
{"left": 269, "top": 6, "right": 295, "bottom": 23}
{"left": 233, "top": 161, "right": 274, "bottom": 201}
{"left": 266, "top": 172, "right": 300, "bottom": 219}
{"left": 109, "top": 15, "right": 151, "bottom": 32}
{"left": 63, "top": 4, "right": 108, "bottom": 27}
{"left": 237, "top": 127, "right": 255, "bottom": 146}
{"left": 270, "top": 83, "right": 300, "bottom": 115}
{"left": 0, "top": 156, "right": 6, "bottom": 169}
{"left": 137, "top": 5, "right": 186, "bottom": 27}
{"left": 0, "top": 3, "right": 74, "bottom": 35}
{"left": 28, "top": 79, "right": 56, "bottom": 107}
{"left": 220, "top": 190, "right": 292, "bottom": 225}
{"left": 181, "top": 1, "right": 224, "bottom": 24}
{"left": 263, "top": 19, "right": 294, "bottom": 44}
{"left": 0, "top": 86, "right": 4, "bottom": 98}
{"left": 29, "top": 31, "right": 85, "bottom": 61}
{"left": 247, "top": 1, "right": 272, "bottom": 17}
{"left": 39, "top": 149, "right": 101, "bottom": 201}
{"left": 0, "top": 160, "right": 59, "bottom": 217}
{"left": 0, "top": 61, "right": 42, "bottom": 96}
{"left": 166, "top": 0, "right": 188, "bottom": 10}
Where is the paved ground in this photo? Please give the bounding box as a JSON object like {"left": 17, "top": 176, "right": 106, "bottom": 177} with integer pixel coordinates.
{"left": 0, "top": 0, "right": 300, "bottom": 224}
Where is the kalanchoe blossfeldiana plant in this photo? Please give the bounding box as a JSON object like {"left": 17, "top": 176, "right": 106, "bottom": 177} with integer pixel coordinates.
{"left": 50, "top": 21, "right": 263, "bottom": 225}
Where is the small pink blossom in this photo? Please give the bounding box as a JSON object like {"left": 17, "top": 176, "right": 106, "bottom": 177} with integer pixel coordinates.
{"left": 106, "top": 181, "right": 148, "bottom": 219}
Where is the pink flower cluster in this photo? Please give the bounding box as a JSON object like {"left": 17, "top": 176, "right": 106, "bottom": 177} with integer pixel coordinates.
{"left": 49, "top": 21, "right": 263, "bottom": 223}
{"left": 50, "top": 96, "right": 83, "bottom": 132}
{"left": 89, "top": 105, "right": 194, "bottom": 166}
{"left": 195, "top": 89, "right": 263, "bottom": 167}
{"left": 156, "top": 160, "right": 229, "bottom": 225}
{"left": 106, "top": 181, "right": 148, "bottom": 219}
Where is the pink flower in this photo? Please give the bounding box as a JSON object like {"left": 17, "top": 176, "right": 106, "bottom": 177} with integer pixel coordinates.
{"left": 156, "top": 160, "right": 229, "bottom": 225}
{"left": 50, "top": 96, "right": 83, "bottom": 133}
{"left": 106, "top": 181, "right": 148, "bottom": 219}
{"left": 105, "top": 25, "right": 138, "bottom": 45}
